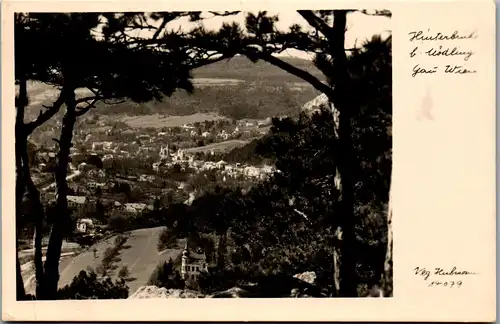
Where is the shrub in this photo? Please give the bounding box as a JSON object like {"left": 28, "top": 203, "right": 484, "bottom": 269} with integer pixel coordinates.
{"left": 108, "top": 214, "right": 128, "bottom": 233}
{"left": 197, "top": 267, "right": 233, "bottom": 294}
{"left": 102, "top": 247, "right": 116, "bottom": 263}
{"left": 147, "top": 259, "right": 184, "bottom": 289}
{"left": 95, "top": 264, "right": 107, "bottom": 277}
{"left": 114, "top": 234, "right": 127, "bottom": 247}
{"left": 157, "top": 227, "right": 177, "bottom": 251}
{"left": 118, "top": 266, "right": 130, "bottom": 279}
{"left": 58, "top": 270, "right": 129, "bottom": 299}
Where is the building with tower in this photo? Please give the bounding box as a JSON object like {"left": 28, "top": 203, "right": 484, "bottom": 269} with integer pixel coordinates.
{"left": 180, "top": 241, "right": 208, "bottom": 281}
{"left": 159, "top": 144, "right": 170, "bottom": 160}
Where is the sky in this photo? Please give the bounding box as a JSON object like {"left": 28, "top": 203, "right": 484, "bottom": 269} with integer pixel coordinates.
{"left": 134, "top": 10, "right": 392, "bottom": 59}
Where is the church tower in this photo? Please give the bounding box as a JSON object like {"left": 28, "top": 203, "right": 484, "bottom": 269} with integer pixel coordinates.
{"left": 159, "top": 144, "right": 170, "bottom": 160}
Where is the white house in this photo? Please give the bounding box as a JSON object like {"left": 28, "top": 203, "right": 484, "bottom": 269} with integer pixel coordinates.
{"left": 216, "top": 160, "right": 227, "bottom": 170}
{"left": 92, "top": 142, "right": 104, "bottom": 151}
{"left": 87, "top": 182, "right": 107, "bottom": 190}
{"left": 103, "top": 141, "right": 114, "bottom": 151}
{"left": 102, "top": 154, "right": 114, "bottom": 168}
{"left": 244, "top": 166, "right": 260, "bottom": 178}
{"left": 67, "top": 196, "right": 87, "bottom": 209}
{"left": 123, "top": 203, "right": 153, "bottom": 214}
{"left": 78, "top": 162, "right": 94, "bottom": 172}
{"left": 182, "top": 124, "right": 195, "bottom": 130}
{"left": 181, "top": 241, "right": 208, "bottom": 281}
{"left": 76, "top": 218, "right": 94, "bottom": 233}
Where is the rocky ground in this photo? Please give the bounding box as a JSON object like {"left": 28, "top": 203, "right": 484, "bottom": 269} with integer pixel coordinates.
{"left": 128, "top": 271, "right": 325, "bottom": 299}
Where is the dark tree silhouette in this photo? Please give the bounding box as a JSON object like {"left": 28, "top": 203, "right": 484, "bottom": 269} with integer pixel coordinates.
{"left": 171, "top": 10, "right": 392, "bottom": 296}
{"left": 15, "top": 11, "right": 242, "bottom": 300}
{"left": 209, "top": 9, "right": 392, "bottom": 297}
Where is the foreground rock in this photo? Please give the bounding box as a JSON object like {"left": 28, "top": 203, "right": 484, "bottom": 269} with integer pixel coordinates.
{"left": 302, "top": 93, "right": 331, "bottom": 115}
{"left": 129, "top": 286, "right": 204, "bottom": 299}
{"left": 293, "top": 271, "right": 317, "bottom": 285}
{"left": 130, "top": 272, "right": 327, "bottom": 299}
{"left": 210, "top": 287, "right": 255, "bottom": 298}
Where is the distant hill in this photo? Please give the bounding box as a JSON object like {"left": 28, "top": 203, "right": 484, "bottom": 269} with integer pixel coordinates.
{"left": 193, "top": 55, "right": 325, "bottom": 83}
{"left": 103, "top": 56, "right": 325, "bottom": 119}
{"left": 23, "top": 55, "right": 326, "bottom": 126}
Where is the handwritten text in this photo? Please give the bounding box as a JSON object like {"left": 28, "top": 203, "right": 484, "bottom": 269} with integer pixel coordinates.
{"left": 408, "top": 29, "right": 478, "bottom": 77}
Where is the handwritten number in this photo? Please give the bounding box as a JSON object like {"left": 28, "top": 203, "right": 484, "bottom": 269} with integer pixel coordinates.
{"left": 428, "top": 281, "right": 463, "bottom": 288}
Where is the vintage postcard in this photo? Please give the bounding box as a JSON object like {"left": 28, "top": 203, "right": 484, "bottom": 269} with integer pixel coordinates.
{"left": 1, "top": 0, "right": 495, "bottom": 321}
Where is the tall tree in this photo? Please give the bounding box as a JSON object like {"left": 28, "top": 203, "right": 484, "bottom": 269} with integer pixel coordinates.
{"left": 197, "top": 9, "right": 392, "bottom": 296}
{"left": 245, "top": 10, "right": 389, "bottom": 297}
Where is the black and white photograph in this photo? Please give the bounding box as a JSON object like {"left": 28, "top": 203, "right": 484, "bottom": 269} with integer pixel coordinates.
{"left": 14, "top": 9, "right": 392, "bottom": 300}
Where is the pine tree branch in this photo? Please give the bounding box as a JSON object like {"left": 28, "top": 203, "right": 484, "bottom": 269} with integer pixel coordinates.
{"left": 74, "top": 96, "right": 99, "bottom": 105}
{"left": 297, "top": 10, "right": 336, "bottom": 40}
{"left": 190, "top": 54, "right": 232, "bottom": 69}
{"left": 356, "top": 9, "right": 392, "bottom": 18}
{"left": 75, "top": 98, "right": 99, "bottom": 117}
{"left": 74, "top": 93, "right": 128, "bottom": 117}
{"left": 207, "top": 11, "right": 240, "bottom": 17}
{"left": 151, "top": 17, "right": 169, "bottom": 40}
{"left": 24, "top": 91, "right": 65, "bottom": 135}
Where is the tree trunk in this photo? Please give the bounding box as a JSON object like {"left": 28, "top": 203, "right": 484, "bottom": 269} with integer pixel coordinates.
{"left": 43, "top": 87, "right": 76, "bottom": 299}
{"left": 16, "top": 253, "right": 26, "bottom": 300}
{"left": 242, "top": 9, "right": 359, "bottom": 297}
{"left": 332, "top": 226, "right": 342, "bottom": 297}
{"left": 216, "top": 231, "right": 226, "bottom": 269}
{"left": 381, "top": 185, "right": 393, "bottom": 297}
{"left": 25, "top": 170, "right": 47, "bottom": 298}
{"left": 15, "top": 72, "right": 28, "bottom": 300}
{"left": 329, "top": 10, "right": 358, "bottom": 298}
{"left": 16, "top": 126, "right": 47, "bottom": 298}
{"left": 15, "top": 140, "right": 27, "bottom": 301}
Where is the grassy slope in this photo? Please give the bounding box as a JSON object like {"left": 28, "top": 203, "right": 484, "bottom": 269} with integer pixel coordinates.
{"left": 121, "top": 113, "right": 226, "bottom": 129}
{"left": 183, "top": 139, "right": 251, "bottom": 154}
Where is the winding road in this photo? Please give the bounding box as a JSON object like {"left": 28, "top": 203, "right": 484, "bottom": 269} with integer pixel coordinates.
{"left": 58, "top": 226, "right": 181, "bottom": 295}
{"left": 24, "top": 226, "right": 182, "bottom": 296}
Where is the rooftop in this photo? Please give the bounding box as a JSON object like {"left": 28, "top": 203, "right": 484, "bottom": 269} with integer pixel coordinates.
{"left": 67, "top": 196, "right": 87, "bottom": 204}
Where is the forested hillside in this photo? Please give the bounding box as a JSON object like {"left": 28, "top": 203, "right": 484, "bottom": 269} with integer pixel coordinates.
{"left": 23, "top": 56, "right": 324, "bottom": 122}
